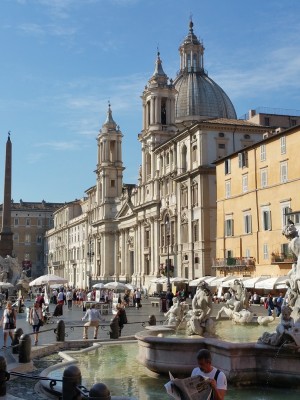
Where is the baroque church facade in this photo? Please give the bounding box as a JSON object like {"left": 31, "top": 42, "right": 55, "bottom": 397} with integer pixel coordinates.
{"left": 45, "top": 21, "right": 268, "bottom": 290}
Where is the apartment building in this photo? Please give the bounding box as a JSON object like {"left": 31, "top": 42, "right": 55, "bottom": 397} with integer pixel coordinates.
{"left": 214, "top": 125, "right": 300, "bottom": 279}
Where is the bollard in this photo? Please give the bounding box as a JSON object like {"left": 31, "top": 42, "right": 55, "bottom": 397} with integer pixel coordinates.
{"left": 56, "top": 319, "right": 65, "bottom": 342}
{"left": 148, "top": 315, "right": 156, "bottom": 326}
{"left": 89, "top": 383, "right": 111, "bottom": 399}
{"left": 18, "top": 334, "right": 31, "bottom": 363}
{"left": 0, "top": 356, "right": 9, "bottom": 397}
{"left": 109, "top": 316, "right": 119, "bottom": 339}
{"left": 12, "top": 328, "right": 23, "bottom": 354}
{"left": 62, "top": 365, "right": 82, "bottom": 400}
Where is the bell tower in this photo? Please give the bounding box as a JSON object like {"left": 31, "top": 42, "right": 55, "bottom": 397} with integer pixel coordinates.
{"left": 95, "top": 103, "right": 124, "bottom": 219}
{"left": 139, "top": 52, "right": 177, "bottom": 184}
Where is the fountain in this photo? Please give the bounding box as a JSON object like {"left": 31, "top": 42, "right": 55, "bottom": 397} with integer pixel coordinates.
{"left": 136, "top": 222, "right": 300, "bottom": 388}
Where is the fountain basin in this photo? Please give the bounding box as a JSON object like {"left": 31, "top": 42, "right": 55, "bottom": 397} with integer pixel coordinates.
{"left": 135, "top": 330, "right": 300, "bottom": 388}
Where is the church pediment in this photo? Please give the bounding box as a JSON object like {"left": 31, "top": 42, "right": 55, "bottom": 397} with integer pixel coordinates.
{"left": 116, "top": 200, "right": 134, "bottom": 218}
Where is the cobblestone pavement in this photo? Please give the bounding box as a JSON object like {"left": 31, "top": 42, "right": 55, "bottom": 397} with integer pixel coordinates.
{"left": 0, "top": 297, "right": 269, "bottom": 399}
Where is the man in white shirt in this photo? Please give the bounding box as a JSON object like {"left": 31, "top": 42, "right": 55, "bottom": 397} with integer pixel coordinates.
{"left": 191, "top": 349, "right": 227, "bottom": 400}
{"left": 82, "top": 304, "right": 105, "bottom": 339}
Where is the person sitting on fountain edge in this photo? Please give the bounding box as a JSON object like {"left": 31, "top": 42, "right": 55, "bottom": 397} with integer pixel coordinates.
{"left": 191, "top": 349, "right": 227, "bottom": 400}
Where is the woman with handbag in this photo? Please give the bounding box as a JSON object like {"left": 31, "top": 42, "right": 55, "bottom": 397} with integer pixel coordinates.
{"left": 1, "top": 301, "right": 16, "bottom": 349}
{"left": 29, "top": 301, "right": 44, "bottom": 345}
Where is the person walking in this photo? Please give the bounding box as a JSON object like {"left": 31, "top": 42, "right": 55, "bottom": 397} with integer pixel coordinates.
{"left": 135, "top": 289, "right": 141, "bottom": 309}
{"left": 1, "top": 301, "right": 17, "bottom": 349}
{"left": 191, "top": 349, "right": 227, "bottom": 400}
{"left": 66, "top": 289, "right": 73, "bottom": 310}
{"left": 29, "top": 301, "right": 44, "bottom": 345}
{"left": 81, "top": 304, "right": 105, "bottom": 339}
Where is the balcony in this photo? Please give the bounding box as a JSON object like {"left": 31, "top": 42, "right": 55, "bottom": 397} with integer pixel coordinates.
{"left": 271, "top": 252, "right": 295, "bottom": 265}
{"left": 212, "top": 257, "right": 256, "bottom": 269}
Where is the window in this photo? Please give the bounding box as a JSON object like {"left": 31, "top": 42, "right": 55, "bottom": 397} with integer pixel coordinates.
{"left": 37, "top": 235, "right": 42, "bottom": 244}
{"left": 280, "top": 162, "right": 288, "bottom": 183}
{"left": 280, "top": 136, "right": 286, "bottom": 154}
{"left": 219, "top": 132, "right": 225, "bottom": 138}
{"left": 111, "top": 180, "right": 115, "bottom": 187}
{"left": 181, "top": 222, "right": 188, "bottom": 243}
{"left": 145, "top": 229, "right": 150, "bottom": 248}
{"left": 260, "top": 144, "right": 266, "bottom": 161}
{"left": 238, "top": 151, "right": 248, "bottom": 168}
{"left": 244, "top": 214, "right": 252, "bottom": 234}
{"left": 192, "top": 220, "right": 199, "bottom": 242}
{"left": 260, "top": 168, "right": 268, "bottom": 188}
{"left": 281, "top": 204, "right": 291, "bottom": 227}
{"left": 192, "top": 145, "right": 197, "bottom": 162}
{"left": 224, "top": 159, "right": 231, "bottom": 175}
{"left": 192, "top": 181, "right": 198, "bottom": 206}
{"left": 181, "top": 184, "right": 188, "bottom": 208}
{"left": 225, "top": 180, "right": 231, "bottom": 198}
{"left": 263, "top": 243, "right": 269, "bottom": 259}
{"left": 26, "top": 218, "right": 31, "bottom": 226}
{"left": 14, "top": 218, "right": 19, "bottom": 226}
{"left": 244, "top": 134, "right": 250, "bottom": 139}
{"left": 291, "top": 119, "right": 297, "bottom": 126}
{"left": 264, "top": 117, "right": 270, "bottom": 126}
{"left": 262, "top": 209, "right": 271, "bottom": 230}
{"left": 13, "top": 233, "right": 19, "bottom": 242}
{"left": 218, "top": 143, "right": 226, "bottom": 149}
{"left": 225, "top": 218, "right": 234, "bottom": 236}
{"left": 242, "top": 174, "right": 248, "bottom": 193}
{"left": 25, "top": 234, "right": 31, "bottom": 244}
{"left": 166, "top": 152, "right": 170, "bottom": 165}
{"left": 37, "top": 218, "right": 42, "bottom": 227}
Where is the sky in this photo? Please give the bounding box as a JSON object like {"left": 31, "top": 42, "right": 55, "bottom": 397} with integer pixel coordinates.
{"left": 0, "top": 0, "right": 300, "bottom": 204}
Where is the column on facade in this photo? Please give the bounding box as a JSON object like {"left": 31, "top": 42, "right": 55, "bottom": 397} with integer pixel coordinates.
{"left": 120, "top": 230, "right": 126, "bottom": 276}
{"left": 142, "top": 102, "right": 147, "bottom": 130}
{"left": 150, "top": 96, "right": 155, "bottom": 125}
{"left": 156, "top": 96, "right": 161, "bottom": 124}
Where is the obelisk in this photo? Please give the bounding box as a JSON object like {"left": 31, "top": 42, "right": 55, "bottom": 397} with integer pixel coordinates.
{"left": 0, "top": 132, "right": 13, "bottom": 257}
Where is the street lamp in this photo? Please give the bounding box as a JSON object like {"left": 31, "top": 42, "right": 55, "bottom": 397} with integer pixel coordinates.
{"left": 165, "top": 214, "right": 171, "bottom": 292}
{"left": 87, "top": 238, "right": 94, "bottom": 289}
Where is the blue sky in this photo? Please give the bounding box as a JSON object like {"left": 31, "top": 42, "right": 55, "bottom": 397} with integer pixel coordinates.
{"left": 1, "top": 0, "right": 300, "bottom": 203}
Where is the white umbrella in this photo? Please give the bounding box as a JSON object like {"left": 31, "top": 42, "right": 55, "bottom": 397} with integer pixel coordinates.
{"left": 150, "top": 277, "right": 168, "bottom": 284}
{"left": 0, "top": 282, "right": 13, "bottom": 288}
{"left": 92, "top": 283, "right": 105, "bottom": 289}
{"left": 29, "top": 274, "right": 68, "bottom": 287}
{"left": 170, "top": 277, "right": 189, "bottom": 284}
{"left": 125, "top": 283, "right": 136, "bottom": 291}
{"left": 104, "top": 281, "right": 127, "bottom": 291}
{"left": 202, "top": 276, "right": 219, "bottom": 286}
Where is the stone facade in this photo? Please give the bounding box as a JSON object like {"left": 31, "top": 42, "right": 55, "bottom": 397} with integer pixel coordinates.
{"left": 45, "top": 22, "right": 271, "bottom": 290}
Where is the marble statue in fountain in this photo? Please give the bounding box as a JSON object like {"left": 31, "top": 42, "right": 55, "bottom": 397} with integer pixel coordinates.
{"left": 216, "top": 279, "right": 254, "bottom": 324}
{"left": 163, "top": 281, "right": 216, "bottom": 336}
{"left": 258, "top": 222, "right": 300, "bottom": 347}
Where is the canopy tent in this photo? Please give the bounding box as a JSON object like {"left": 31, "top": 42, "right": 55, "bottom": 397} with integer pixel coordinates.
{"left": 242, "top": 276, "right": 268, "bottom": 289}
{"left": 202, "top": 276, "right": 219, "bottom": 286}
{"left": 209, "top": 275, "right": 238, "bottom": 287}
{"left": 254, "top": 276, "right": 288, "bottom": 290}
{"left": 188, "top": 277, "right": 209, "bottom": 287}
{"left": 221, "top": 276, "right": 243, "bottom": 288}
{"left": 29, "top": 274, "right": 68, "bottom": 287}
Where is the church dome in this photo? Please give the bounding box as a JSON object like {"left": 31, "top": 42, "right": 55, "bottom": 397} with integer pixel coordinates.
{"left": 174, "top": 21, "right": 237, "bottom": 121}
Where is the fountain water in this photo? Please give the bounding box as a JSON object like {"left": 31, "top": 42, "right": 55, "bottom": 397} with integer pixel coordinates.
{"left": 136, "top": 222, "right": 300, "bottom": 388}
